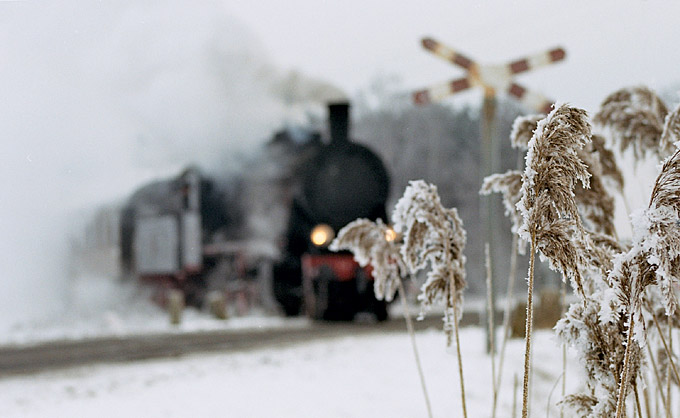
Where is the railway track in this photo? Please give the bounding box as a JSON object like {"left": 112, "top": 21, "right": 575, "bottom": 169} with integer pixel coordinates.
{"left": 0, "top": 311, "right": 491, "bottom": 377}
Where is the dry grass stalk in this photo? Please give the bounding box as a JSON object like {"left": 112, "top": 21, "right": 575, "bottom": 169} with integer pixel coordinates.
{"left": 517, "top": 104, "right": 592, "bottom": 296}
{"left": 646, "top": 343, "right": 670, "bottom": 416}
{"left": 481, "top": 170, "right": 525, "bottom": 254}
{"left": 557, "top": 293, "right": 642, "bottom": 417}
{"left": 591, "top": 134, "right": 625, "bottom": 193}
{"left": 494, "top": 230, "right": 520, "bottom": 411}
{"left": 330, "top": 218, "right": 433, "bottom": 418}
{"left": 517, "top": 104, "right": 593, "bottom": 418}
{"left": 593, "top": 86, "right": 672, "bottom": 159}
{"left": 660, "top": 103, "right": 680, "bottom": 152}
{"left": 651, "top": 314, "right": 680, "bottom": 388}
{"left": 510, "top": 114, "right": 544, "bottom": 150}
{"left": 330, "top": 218, "right": 403, "bottom": 302}
{"left": 598, "top": 147, "right": 680, "bottom": 417}
{"left": 507, "top": 114, "right": 619, "bottom": 242}
{"left": 485, "top": 243, "right": 498, "bottom": 418}
{"left": 392, "top": 179, "right": 469, "bottom": 418}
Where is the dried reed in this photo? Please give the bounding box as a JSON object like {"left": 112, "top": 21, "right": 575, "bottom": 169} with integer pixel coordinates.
{"left": 591, "top": 134, "right": 625, "bottom": 193}
{"left": 485, "top": 243, "right": 498, "bottom": 418}
{"left": 575, "top": 145, "right": 618, "bottom": 238}
{"left": 330, "top": 218, "right": 433, "bottom": 418}
{"left": 660, "top": 103, "right": 680, "bottom": 152}
{"left": 557, "top": 293, "right": 641, "bottom": 417}
{"left": 392, "top": 180, "right": 468, "bottom": 418}
{"left": 510, "top": 114, "right": 543, "bottom": 150}
{"left": 330, "top": 218, "right": 403, "bottom": 302}
{"left": 600, "top": 146, "right": 680, "bottom": 418}
{"left": 594, "top": 86, "right": 672, "bottom": 160}
{"left": 517, "top": 104, "right": 592, "bottom": 418}
{"left": 481, "top": 170, "right": 525, "bottom": 253}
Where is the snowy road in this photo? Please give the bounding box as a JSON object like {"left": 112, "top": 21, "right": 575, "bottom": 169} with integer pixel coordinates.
{"left": 0, "top": 327, "right": 580, "bottom": 418}
{"left": 0, "top": 315, "right": 448, "bottom": 376}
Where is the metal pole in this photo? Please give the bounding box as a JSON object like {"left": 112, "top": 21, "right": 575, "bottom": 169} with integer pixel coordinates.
{"left": 481, "top": 87, "right": 497, "bottom": 354}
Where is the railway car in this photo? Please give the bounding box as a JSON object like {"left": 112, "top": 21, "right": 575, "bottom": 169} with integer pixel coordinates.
{"left": 272, "top": 102, "right": 391, "bottom": 321}
{"left": 118, "top": 167, "right": 274, "bottom": 307}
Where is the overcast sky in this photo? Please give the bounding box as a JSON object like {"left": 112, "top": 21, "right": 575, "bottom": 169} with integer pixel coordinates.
{"left": 225, "top": 0, "right": 680, "bottom": 110}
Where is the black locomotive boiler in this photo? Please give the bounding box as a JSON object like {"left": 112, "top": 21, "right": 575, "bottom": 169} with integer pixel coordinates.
{"left": 273, "top": 102, "right": 391, "bottom": 321}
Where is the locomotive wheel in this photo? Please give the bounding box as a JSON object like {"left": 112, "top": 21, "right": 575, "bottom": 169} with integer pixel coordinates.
{"left": 312, "top": 271, "right": 330, "bottom": 320}
{"left": 373, "top": 300, "right": 389, "bottom": 322}
{"left": 310, "top": 267, "right": 357, "bottom": 321}
{"left": 274, "top": 282, "right": 302, "bottom": 316}
{"left": 273, "top": 259, "right": 303, "bottom": 316}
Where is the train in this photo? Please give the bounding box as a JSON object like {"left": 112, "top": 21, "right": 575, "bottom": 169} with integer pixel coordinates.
{"left": 273, "top": 103, "right": 390, "bottom": 320}
{"left": 79, "top": 102, "right": 391, "bottom": 321}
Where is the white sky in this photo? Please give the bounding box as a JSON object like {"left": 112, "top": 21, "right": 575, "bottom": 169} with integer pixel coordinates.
{"left": 224, "top": 0, "right": 680, "bottom": 110}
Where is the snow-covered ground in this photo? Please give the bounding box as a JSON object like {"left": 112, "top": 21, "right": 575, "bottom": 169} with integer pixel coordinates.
{"left": 0, "top": 326, "right": 580, "bottom": 418}
{"left": 0, "top": 276, "right": 583, "bottom": 417}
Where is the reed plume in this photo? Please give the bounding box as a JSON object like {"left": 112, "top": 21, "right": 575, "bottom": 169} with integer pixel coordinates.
{"left": 574, "top": 145, "right": 617, "bottom": 238}
{"left": 635, "top": 147, "right": 680, "bottom": 316}
{"left": 591, "top": 134, "right": 625, "bottom": 193}
{"left": 517, "top": 104, "right": 592, "bottom": 296}
{"left": 330, "top": 218, "right": 403, "bottom": 302}
{"left": 331, "top": 217, "right": 434, "bottom": 418}
{"left": 556, "top": 294, "right": 642, "bottom": 417}
{"left": 517, "top": 104, "right": 592, "bottom": 418}
{"left": 392, "top": 180, "right": 468, "bottom": 418}
{"left": 480, "top": 170, "right": 524, "bottom": 241}
{"left": 660, "top": 103, "right": 680, "bottom": 152}
{"left": 508, "top": 114, "right": 618, "bottom": 241}
{"left": 599, "top": 146, "right": 680, "bottom": 417}
{"left": 510, "top": 114, "right": 543, "bottom": 150}
{"left": 392, "top": 180, "right": 467, "bottom": 337}
{"left": 594, "top": 86, "right": 672, "bottom": 159}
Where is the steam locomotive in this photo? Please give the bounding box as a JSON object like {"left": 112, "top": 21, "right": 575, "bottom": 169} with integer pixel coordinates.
{"left": 273, "top": 103, "right": 391, "bottom": 320}
{"left": 83, "top": 102, "right": 391, "bottom": 320}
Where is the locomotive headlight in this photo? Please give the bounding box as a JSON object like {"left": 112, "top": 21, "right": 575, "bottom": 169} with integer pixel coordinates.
{"left": 310, "top": 224, "right": 335, "bottom": 247}
{"left": 384, "top": 225, "right": 398, "bottom": 242}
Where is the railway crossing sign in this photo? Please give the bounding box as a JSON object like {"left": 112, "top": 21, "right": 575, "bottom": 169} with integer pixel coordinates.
{"left": 412, "top": 37, "right": 566, "bottom": 113}
{"left": 412, "top": 37, "right": 567, "bottom": 354}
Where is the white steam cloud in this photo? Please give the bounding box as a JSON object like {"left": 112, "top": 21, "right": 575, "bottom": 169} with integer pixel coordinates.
{"left": 0, "top": 1, "right": 344, "bottom": 330}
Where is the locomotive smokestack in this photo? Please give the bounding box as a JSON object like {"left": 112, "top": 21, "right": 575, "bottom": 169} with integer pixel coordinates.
{"left": 328, "top": 102, "right": 350, "bottom": 145}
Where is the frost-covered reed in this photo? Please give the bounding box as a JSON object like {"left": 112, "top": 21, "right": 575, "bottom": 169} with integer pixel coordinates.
{"left": 334, "top": 84, "right": 680, "bottom": 418}
{"left": 332, "top": 180, "right": 469, "bottom": 418}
